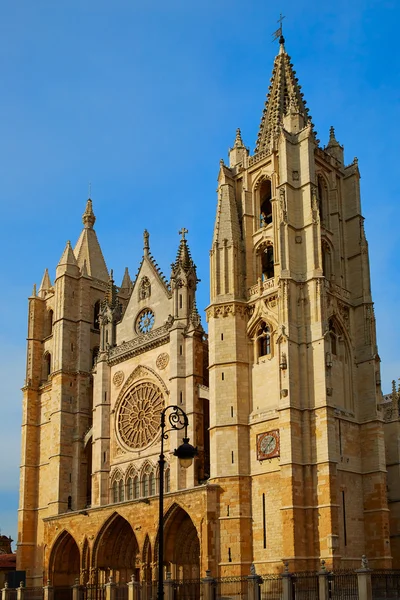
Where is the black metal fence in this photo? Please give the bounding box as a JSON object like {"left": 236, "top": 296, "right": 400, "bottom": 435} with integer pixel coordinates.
{"left": 114, "top": 585, "right": 127, "bottom": 600}
{"left": 214, "top": 576, "right": 249, "bottom": 600}
{"left": 327, "top": 571, "right": 358, "bottom": 600}
{"left": 170, "top": 579, "right": 201, "bottom": 600}
{"left": 291, "top": 572, "right": 319, "bottom": 600}
{"left": 79, "top": 584, "right": 105, "bottom": 600}
{"left": 371, "top": 570, "right": 400, "bottom": 599}
{"left": 260, "top": 574, "right": 282, "bottom": 600}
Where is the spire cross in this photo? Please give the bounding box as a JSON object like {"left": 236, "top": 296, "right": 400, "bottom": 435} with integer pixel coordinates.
{"left": 272, "top": 13, "right": 285, "bottom": 42}
{"left": 179, "top": 227, "right": 188, "bottom": 240}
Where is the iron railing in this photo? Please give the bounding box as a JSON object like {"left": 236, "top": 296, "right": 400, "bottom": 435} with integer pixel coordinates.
{"left": 214, "top": 576, "right": 249, "bottom": 600}
{"left": 327, "top": 571, "right": 358, "bottom": 600}
{"left": 371, "top": 570, "right": 400, "bottom": 599}
{"left": 291, "top": 572, "right": 319, "bottom": 600}
{"left": 170, "top": 579, "right": 201, "bottom": 600}
{"left": 260, "top": 574, "right": 282, "bottom": 600}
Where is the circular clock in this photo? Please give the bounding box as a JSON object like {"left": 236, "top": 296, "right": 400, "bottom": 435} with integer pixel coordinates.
{"left": 136, "top": 308, "right": 155, "bottom": 334}
{"left": 260, "top": 434, "right": 277, "bottom": 455}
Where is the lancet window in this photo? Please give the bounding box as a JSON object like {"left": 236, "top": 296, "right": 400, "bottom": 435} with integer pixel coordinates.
{"left": 93, "top": 300, "right": 101, "bottom": 330}
{"left": 259, "top": 179, "right": 273, "bottom": 227}
{"left": 256, "top": 322, "right": 271, "bottom": 358}
{"left": 261, "top": 245, "right": 274, "bottom": 281}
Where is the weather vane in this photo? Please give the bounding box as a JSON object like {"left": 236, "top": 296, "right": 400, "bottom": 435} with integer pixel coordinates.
{"left": 272, "top": 13, "right": 285, "bottom": 42}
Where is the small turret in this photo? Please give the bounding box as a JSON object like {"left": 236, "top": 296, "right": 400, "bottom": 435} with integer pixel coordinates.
{"left": 325, "top": 126, "right": 344, "bottom": 163}
{"left": 38, "top": 268, "right": 52, "bottom": 298}
{"left": 229, "top": 128, "right": 249, "bottom": 168}
{"left": 170, "top": 229, "right": 198, "bottom": 321}
{"left": 56, "top": 241, "right": 80, "bottom": 278}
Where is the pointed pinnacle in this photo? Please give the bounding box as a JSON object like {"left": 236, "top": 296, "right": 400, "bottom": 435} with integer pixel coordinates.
{"left": 83, "top": 198, "right": 96, "bottom": 229}
{"left": 143, "top": 230, "right": 150, "bottom": 256}
{"left": 234, "top": 128, "right": 244, "bottom": 148}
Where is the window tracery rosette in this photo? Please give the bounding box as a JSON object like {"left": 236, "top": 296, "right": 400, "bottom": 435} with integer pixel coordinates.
{"left": 115, "top": 380, "right": 164, "bottom": 451}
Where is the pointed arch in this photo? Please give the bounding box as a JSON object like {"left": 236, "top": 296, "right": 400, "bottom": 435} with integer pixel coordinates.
{"left": 110, "top": 469, "right": 124, "bottom": 503}
{"left": 254, "top": 239, "right": 275, "bottom": 282}
{"left": 253, "top": 173, "right": 274, "bottom": 231}
{"left": 155, "top": 503, "right": 200, "bottom": 581}
{"left": 326, "top": 315, "right": 354, "bottom": 412}
{"left": 321, "top": 237, "right": 334, "bottom": 280}
{"left": 92, "top": 512, "right": 139, "bottom": 584}
{"left": 93, "top": 300, "right": 101, "bottom": 330}
{"left": 43, "top": 351, "right": 52, "bottom": 380}
{"left": 48, "top": 529, "right": 80, "bottom": 586}
{"left": 316, "top": 172, "right": 329, "bottom": 226}
{"left": 141, "top": 460, "right": 155, "bottom": 498}
{"left": 142, "top": 534, "right": 153, "bottom": 582}
{"left": 126, "top": 465, "right": 138, "bottom": 501}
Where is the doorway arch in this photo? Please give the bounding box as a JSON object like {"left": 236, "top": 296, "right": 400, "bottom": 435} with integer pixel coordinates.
{"left": 92, "top": 513, "right": 139, "bottom": 584}
{"left": 49, "top": 530, "right": 80, "bottom": 586}
{"left": 156, "top": 504, "right": 200, "bottom": 580}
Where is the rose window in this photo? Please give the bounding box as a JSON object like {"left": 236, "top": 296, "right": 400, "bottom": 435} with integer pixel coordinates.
{"left": 136, "top": 308, "right": 155, "bottom": 334}
{"left": 116, "top": 382, "right": 164, "bottom": 449}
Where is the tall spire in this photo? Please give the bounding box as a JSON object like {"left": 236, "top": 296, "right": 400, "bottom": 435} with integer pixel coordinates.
{"left": 255, "top": 39, "right": 313, "bottom": 154}
{"left": 74, "top": 198, "right": 108, "bottom": 281}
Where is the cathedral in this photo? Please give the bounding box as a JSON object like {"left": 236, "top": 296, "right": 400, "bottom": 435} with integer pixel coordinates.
{"left": 18, "top": 33, "right": 395, "bottom": 587}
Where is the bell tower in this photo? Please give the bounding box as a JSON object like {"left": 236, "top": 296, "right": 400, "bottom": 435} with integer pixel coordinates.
{"left": 207, "top": 33, "right": 390, "bottom": 572}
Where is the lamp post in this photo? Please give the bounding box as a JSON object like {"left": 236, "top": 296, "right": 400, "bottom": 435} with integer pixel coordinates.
{"left": 157, "top": 405, "right": 197, "bottom": 600}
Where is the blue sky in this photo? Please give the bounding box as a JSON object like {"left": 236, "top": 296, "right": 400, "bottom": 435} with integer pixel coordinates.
{"left": 0, "top": 0, "right": 399, "bottom": 547}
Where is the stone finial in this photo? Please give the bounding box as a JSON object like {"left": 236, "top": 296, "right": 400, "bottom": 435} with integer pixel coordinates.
{"left": 143, "top": 229, "right": 150, "bottom": 255}
{"left": 82, "top": 199, "right": 96, "bottom": 229}
{"left": 283, "top": 561, "right": 289, "bottom": 574}
{"left": 320, "top": 559, "right": 326, "bottom": 572}
{"left": 250, "top": 563, "right": 256, "bottom": 576}
{"left": 32, "top": 283, "right": 37, "bottom": 297}
{"left": 234, "top": 128, "right": 244, "bottom": 148}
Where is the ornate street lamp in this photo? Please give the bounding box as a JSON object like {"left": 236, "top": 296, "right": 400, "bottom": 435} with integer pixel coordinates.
{"left": 157, "top": 405, "right": 197, "bottom": 600}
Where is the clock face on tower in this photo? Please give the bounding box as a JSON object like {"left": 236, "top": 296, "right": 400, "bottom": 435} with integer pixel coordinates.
{"left": 257, "top": 430, "right": 280, "bottom": 460}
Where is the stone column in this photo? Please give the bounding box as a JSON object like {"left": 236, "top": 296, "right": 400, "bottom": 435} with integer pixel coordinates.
{"left": 127, "top": 575, "right": 141, "bottom": 600}
{"left": 356, "top": 556, "right": 372, "bottom": 600}
{"left": 105, "top": 577, "right": 116, "bottom": 600}
{"left": 318, "top": 561, "right": 330, "bottom": 600}
{"left": 72, "top": 579, "right": 80, "bottom": 600}
{"left": 16, "top": 582, "right": 25, "bottom": 600}
{"left": 281, "top": 564, "right": 292, "bottom": 600}
{"left": 43, "top": 581, "right": 54, "bottom": 600}
{"left": 201, "top": 571, "right": 215, "bottom": 600}
{"left": 247, "top": 565, "right": 261, "bottom": 600}
{"left": 163, "top": 573, "right": 174, "bottom": 600}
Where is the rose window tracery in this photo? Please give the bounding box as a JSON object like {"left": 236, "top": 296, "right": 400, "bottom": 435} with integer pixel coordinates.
{"left": 116, "top": 381, "right": 164, "bottom": 450}
{"left": 136, "top": 309, "right": 155, "bottom": 334}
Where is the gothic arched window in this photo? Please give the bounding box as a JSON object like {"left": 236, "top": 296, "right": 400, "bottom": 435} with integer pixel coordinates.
{"left": 134, "top": 476, "right": 139, "bottom": 499}
{"left": 143, "top": 474, "right": 149, "bottom": 497}
{"left": 260, "top": 179, "right": 272, "bottom": 227}
{"left": 113, "top": 480, "right": 118, "bottom": 503}
{"left": 93, "top": 300, "right": 101, "bottom": 330}
{"left": 127, "top": 476, "right": 133, "bottom": 500}
{"left": 329, "top": 319, "right": 337, "bottom": 355}
{"left": 119, "top": 479, "right": 124, "bottom": 502}
{"left": 261, "top": 245, "right": 274, "bottom": 281}
{"left": 149, "top": 472, "right": 155, "bottom": 496}
{"left": 165, "top": 467, "right": 170, "bottom": 493}
{"left": 257, "top": 322, "right": 271, "bottom": 358}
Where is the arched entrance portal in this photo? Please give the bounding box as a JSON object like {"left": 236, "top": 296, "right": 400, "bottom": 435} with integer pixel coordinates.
{"left": 92, "top": 513, "right": 139, "bottom": 584}
{"left": 160, "top": 504, "right": 200, "bottom": 580}
{"left": 49, "top": 531, "right": 80, "bottom": 586}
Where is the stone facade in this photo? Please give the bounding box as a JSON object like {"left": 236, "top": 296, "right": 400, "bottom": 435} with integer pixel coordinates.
{"left": 17, "top": 36, "right": 394, "bottom": 586}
